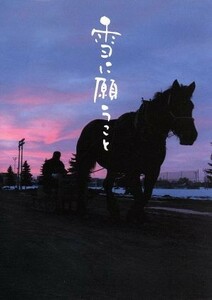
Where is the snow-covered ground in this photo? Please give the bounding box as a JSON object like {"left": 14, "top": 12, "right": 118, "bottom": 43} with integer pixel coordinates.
{"left": 113, "top": 187, "right": 212, "bottom": 200}
{"left": 152, "top": 188, "right": 212, "bottom": 200}
{"left": 3, "top": 185, "right": 212, "bottom": 200}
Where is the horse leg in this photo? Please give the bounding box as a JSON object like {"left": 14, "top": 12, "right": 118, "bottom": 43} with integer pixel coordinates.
{"left": 103, "top": 171, "right": 120, "bottom": 219}
{"left": 126, "top": 174, "right": 146, "bottom": 223}
{"left": 143, "top": 170, "right": 160, "bottom": 205}
{"left": 76, "top": 156, "right": 95, "bottom": 216}
{"left": 76, "top": 175, "right": 87, "bottom": 216}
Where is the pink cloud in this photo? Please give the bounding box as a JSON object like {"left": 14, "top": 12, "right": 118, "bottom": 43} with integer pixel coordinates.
{"left": 196, "top": 117, "right": 212, "bottom": 130}
{"left": 26, "top": 118, "right": 65, "bottom": 143}
{"left": 1, "top": 117, "right": 63, "bottom": 144}
{"left": 0, "top": 112, "right": 82, "bottom": 174}
{"left": 3, "top": 88, "right": 91, "bottom": 107}
{"left": 59, "top": 128, "right": 82, "bottom": 141}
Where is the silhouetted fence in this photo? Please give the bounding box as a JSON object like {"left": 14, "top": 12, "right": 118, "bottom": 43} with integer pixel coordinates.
{"left": 159, "top": 170, "right": 199, "bottom": 182}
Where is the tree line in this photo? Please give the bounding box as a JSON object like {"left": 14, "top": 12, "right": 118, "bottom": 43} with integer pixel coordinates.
{"left": 3, "top": 145, "right": 212, "bottom": 188}
{"left": 5, "top": 161, "right": 33, "bottom": 187}
{"left": 3, "top": 154, "right": 78, "bottom": 187}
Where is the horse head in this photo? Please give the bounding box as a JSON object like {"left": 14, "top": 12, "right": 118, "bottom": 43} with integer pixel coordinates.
{"left": 167, "top": 80, "right": 198, "bottom": 145}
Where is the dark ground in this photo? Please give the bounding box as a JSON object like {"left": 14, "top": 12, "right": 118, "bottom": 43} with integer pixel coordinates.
{"left": 0, "top": 190, "right": 212, "bottom": 300}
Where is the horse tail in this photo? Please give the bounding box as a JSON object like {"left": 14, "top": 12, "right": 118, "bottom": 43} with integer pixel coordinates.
{"left": 74, "top": 119, "right": 105, "bottom": 214}
{"left": 75, "top": 150, "right": 96, "bottom": 182}
{"left": 75, "top": 120, "right": 102, "bottom": 181}
{"left": 75, "top": 141, "right": 97, "bottom": 215}
{"left": 75, "top": 127, "right": 98, "bottom": 183}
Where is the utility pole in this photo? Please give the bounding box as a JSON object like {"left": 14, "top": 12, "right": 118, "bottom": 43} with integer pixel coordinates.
{"left": 17, "top": 138, "right": 25, "bottom": 190}
{"left": 12, "top": 157, "right": 17, "bottom": 187}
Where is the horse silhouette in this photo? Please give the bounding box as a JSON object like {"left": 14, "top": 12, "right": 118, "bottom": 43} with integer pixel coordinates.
{"left": 75, "top": 80, "right": 198, "bottom": 222}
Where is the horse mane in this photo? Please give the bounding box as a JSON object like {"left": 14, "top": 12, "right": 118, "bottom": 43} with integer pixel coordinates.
{"left": 152, "top": 86, "right": 172, "bottom": 102}
{"left": 152, "top": 82, "right": 192, "bottom": 102}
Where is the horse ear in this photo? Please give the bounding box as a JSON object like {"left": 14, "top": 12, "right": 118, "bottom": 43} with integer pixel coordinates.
{"left": 188, "top": 81, "right": 196, "bottom": 94}
{"left": 172, "top": 80, "right": 180, "bottom": 89}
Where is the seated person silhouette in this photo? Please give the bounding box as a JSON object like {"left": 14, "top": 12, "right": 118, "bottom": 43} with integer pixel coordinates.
{"left": 42, "top": 151, "right": 67, "bottom": 193}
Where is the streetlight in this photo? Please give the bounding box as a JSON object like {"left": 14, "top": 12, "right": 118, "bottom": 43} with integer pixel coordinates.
{"left": 17, "top": 138, "right": 25, "bottom": 190}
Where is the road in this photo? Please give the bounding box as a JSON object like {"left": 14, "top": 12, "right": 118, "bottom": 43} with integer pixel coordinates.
{"left": 0, "top": 191, "right": 212, "bottom": 299}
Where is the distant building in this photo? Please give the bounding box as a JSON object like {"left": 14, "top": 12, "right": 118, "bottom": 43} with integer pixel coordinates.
{"left": 0, "top": 173, "right": 7, "bottom": 186}
{"left": 0, "top": 172, "right": 17, "bottom": 187}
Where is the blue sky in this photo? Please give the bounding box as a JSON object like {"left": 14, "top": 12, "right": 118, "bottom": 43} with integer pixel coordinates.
{"left": 0, "top": 0, "right": 211, "bottom": 179}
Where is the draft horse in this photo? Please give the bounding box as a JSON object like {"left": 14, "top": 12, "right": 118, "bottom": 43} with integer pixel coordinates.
{"left": 75, "top": 80, "right": 198, "bottom": 221}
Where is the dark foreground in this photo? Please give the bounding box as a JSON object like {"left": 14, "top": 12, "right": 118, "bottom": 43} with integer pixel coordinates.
{"left": 0, "top": 190, "right": 212, "bottom": 300}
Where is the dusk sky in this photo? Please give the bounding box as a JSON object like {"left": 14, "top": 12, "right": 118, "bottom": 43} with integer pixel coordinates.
{"left": 0, "top": 0, "right": 211, "bottom": 179}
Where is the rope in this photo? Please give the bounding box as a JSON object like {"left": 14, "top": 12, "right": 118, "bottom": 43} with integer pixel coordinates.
{"left": 91, "top": 167, "right": 105, "bottom": 174}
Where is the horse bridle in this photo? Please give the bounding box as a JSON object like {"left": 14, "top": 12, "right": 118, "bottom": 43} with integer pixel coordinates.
{"left": 167, "top": 93, "right": 194, "bottom": 123}
{"left": 134, "top": 92, "right": 194, "bottom": 134}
